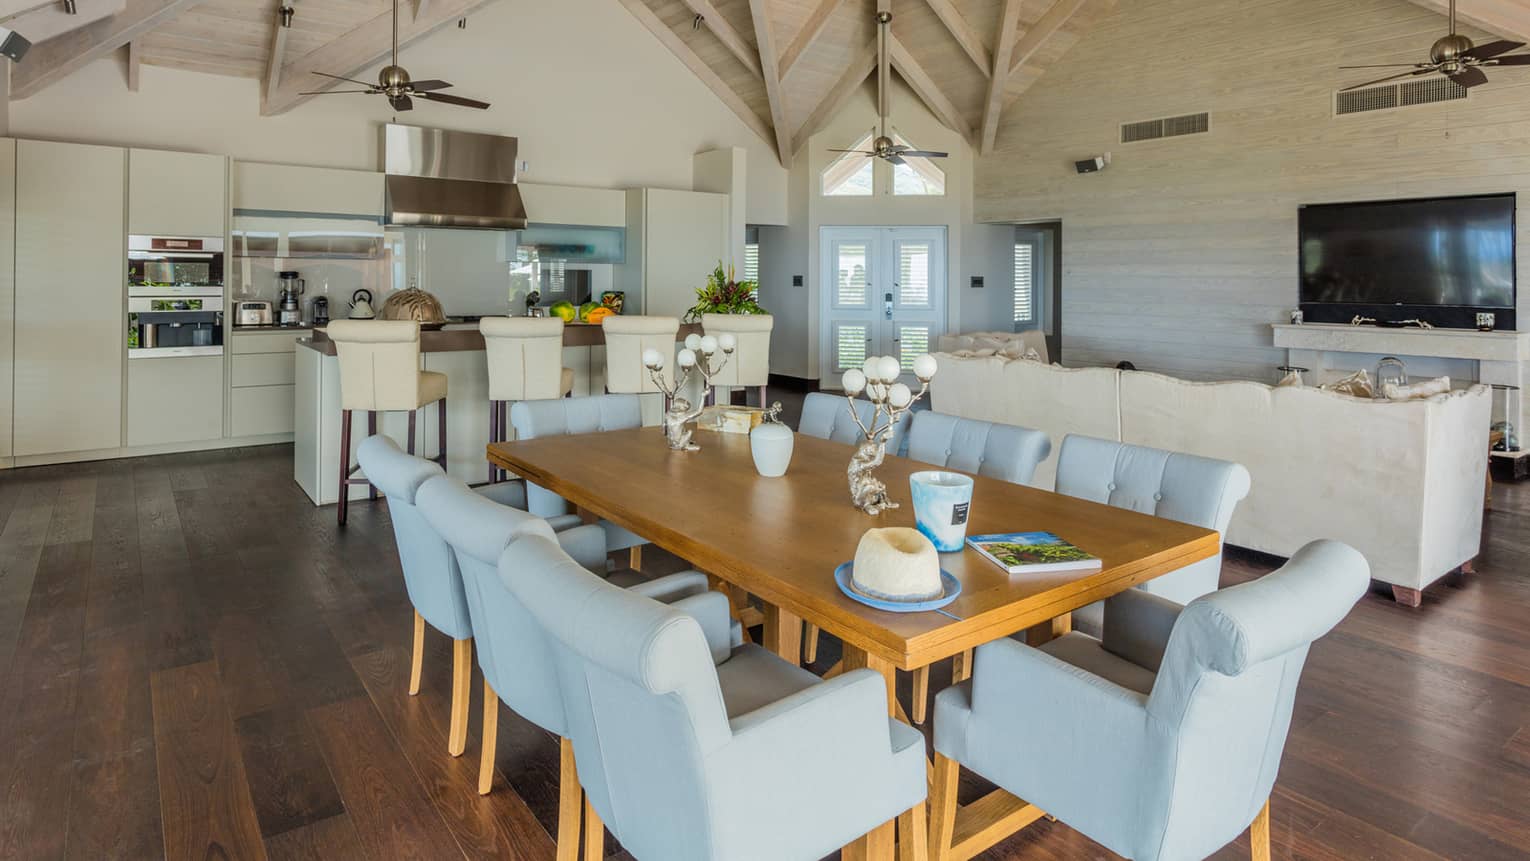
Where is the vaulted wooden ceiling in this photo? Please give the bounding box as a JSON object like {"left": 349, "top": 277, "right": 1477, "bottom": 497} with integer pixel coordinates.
{"left": 7, "top": 0, "right": 1530, "bottom": 162}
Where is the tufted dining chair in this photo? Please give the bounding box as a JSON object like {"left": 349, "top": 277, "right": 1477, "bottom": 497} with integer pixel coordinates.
{"left": 504, "top": 531, "right": 930, "bottom": 861}
{"left": 358, "top": 433, "right": 598, "bottom": 756}
{"left": 892, "top": 410, "right": 1055, "bottom": 724}
{"left": 929, "top": 539, "right": 1369, "bottom": 861}
{"left": 416, "top": 477, "right": 735, "bottom": 861}
{"left": 1056, "top": 434, "right": 1251, "bottom": 638}
{"left": 509, "top": 393, "right": 651, "bottom": 572}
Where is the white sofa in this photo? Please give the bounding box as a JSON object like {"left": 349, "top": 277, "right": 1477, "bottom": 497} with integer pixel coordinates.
{"left": 936, "top": 330, "right": 1050, "bottom": 364}
{"left": 931, "top": 354, "right": 1491, "bottom": 600}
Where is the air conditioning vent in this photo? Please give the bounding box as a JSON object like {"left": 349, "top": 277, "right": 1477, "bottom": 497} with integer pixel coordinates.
{"left": 1336, "top": 78, "right": 1465, "bottom": 115}
{"left": 1120, "top": 112, "right": 1210, "bottom": 143}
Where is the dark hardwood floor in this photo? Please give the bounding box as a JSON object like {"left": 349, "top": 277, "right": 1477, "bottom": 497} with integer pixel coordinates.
{"left": 0, "top": 441, "right": 1527, "bottom": 860}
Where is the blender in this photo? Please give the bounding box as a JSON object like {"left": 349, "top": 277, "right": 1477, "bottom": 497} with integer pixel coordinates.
{"left": 277, "top": 271, "right": 305, "bottom": 326}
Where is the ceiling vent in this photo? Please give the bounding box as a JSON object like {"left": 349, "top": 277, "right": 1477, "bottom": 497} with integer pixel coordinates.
{"left": 1120, "top": 112, "right": 1210, "bottom": 143}
{"left": 1335, "top": 78, "right": 1466, "bottom": 116}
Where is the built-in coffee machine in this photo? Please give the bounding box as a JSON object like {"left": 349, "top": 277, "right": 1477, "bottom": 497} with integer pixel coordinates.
{"left": 127, "top": 235, "right": 226, "bottom": 359}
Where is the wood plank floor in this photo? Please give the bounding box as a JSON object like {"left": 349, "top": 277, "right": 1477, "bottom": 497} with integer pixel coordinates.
{"left": 0, "top": 442, "right": 1527, "bottom": 860}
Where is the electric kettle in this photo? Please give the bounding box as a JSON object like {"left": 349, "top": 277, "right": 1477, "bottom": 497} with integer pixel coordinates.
{"left": 349, "top": 289, "right": 375, "bottom": 320}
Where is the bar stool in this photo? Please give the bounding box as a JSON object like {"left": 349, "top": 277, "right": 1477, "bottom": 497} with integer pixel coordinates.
{"left": 601, "top": 315, "right": 678, "bottom": 402}
{"left": 702, "top": 312, "right": 773, "bottom": 407}
{"left": 328, "top": 319, "right": 448, "bottom": 526}
{"left": 481, "top": 317, "right": 574, "bottom": 483}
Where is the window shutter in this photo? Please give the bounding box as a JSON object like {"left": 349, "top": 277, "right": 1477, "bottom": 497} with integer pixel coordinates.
{"left": 1013, "top": 243, "right": 1033, "bottom": 323}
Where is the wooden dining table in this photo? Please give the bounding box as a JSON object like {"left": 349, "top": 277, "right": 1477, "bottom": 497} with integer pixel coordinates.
{"left": 487, "top": 425, "right": 1219, "bottom": 859}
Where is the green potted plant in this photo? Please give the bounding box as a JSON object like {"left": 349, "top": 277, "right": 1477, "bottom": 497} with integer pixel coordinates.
{"left": 683, "top": 262, "right": 767, "bottom": 323}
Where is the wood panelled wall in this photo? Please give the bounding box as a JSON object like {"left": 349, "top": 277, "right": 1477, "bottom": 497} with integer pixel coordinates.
{"left": 975, "top": 0, "right": 1530, "bottom": 381}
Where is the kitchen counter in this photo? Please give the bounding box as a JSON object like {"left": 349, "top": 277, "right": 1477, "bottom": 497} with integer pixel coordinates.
{"left": 298, "top": 320, "right": 702, "bottom": 354}
{"left": 233, "top": 324, "right": 315, "bottom": 333}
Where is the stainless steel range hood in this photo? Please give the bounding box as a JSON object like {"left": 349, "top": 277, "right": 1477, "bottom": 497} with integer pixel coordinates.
{"left": 382, "top": 123, "right": 529, "bottom": 230}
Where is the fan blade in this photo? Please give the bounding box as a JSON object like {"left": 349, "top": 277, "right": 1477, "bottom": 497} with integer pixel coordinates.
{"left": 1342, "top": 67, "right": 1436, "bottom": 90}
{"left": 884, "top": 154, "right": 906, "bottom": 165}
{"left": 389, "top": 93, "right": 414, "bottom": 111}
{"left": 1466, "top": 39, "right": 1524, "bottom": 59}
{"left": 1339, "top": 63, "right": 1429, "bottom": 69}
{"left": 1449, "top": 65, "right": 1489, "bottom": 88}
{"left": 900, "top": 150, "right": 949, "bottom": 159}
{"left": 1490, "top": 53, "right": 1530, "bottom": 65}
{"left": 416, "top": 91, "right": 491, "bottom": 109}
{"left": 313, "top": 70, "right": 377, "bottom": 88}
{"left": 298, "top": 89, "right": 376, "bottom": 95}
{"left": 826, "top": 148, "right": 874, "bottom": 153}
{"left": 409, "top": 79, "right": 452, "bottom": 91}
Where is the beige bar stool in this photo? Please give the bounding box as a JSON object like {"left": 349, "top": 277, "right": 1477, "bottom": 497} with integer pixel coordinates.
{"left": 481, "top": 316, "right": 575, "bottom": 483}
{"left": 702, "top": 313, "right": 773, "bottom": 407}
{"left": 328, "top": 319, "right": 448, "bottom": 526}
{"left": 601, "top": 315, "right": 679, "bottom": 400}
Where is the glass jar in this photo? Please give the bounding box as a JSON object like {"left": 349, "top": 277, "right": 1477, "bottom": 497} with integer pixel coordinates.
{"left": 1375, "top": 357, "right": 1407, "bottom": 395}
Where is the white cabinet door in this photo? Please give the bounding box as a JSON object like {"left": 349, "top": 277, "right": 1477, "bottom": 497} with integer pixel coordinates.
{"left": 129, "top": 149, "right": 227, "bottom": 236}
{"left": 0, "top": 139, "right": 14, "bottom": 462}
{"left": 231, "top": 161, "right": 384, "bottom": 217}
{"left": 14, "top": 140, "right": 126, "bottom": 457}
{"left": 128, "top": 356, "right": 225, "bottom": 446}
{"left": 642, "top": 189, "right": 729, "bottom": 318}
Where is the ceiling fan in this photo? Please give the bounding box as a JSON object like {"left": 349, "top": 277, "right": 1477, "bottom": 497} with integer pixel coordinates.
{"left": 300, "top": 0, "right": 490, "bottom": 111}
{"left": 1340, "top": 0, "right": 1530, "bottom": 91}
{"left": 827, "top": 6, "right": 948, "bottom": 164}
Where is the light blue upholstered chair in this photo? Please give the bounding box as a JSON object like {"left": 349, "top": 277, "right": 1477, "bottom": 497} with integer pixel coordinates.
{"left": 1056, "top": 434, "right": 1252, "bottom": 637}
{"left": 907, "top": 411, "right": 1052, "bottom": 487}
{"left": 358, "top": 434, "right": 605, "bottom": 757}
{"left": 505, "top": 532, "right": 930, "bottom": 861}
{"left": 798, "top": 391, "right": 912, "bottom": 454}
{"left": 416, "top": 476, "right": 735, "bottom": 861}
{"left": 509, "top": 393, "right": 651, "bottom": 571}
{"left": 929, "top": 539, "right": 1370, "bottom": 861}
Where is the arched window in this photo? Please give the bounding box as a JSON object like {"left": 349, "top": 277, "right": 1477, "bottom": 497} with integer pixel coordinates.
{"left": 822, "top": 132, "right": 875, "bottom": 196}
{"left": 890, "top": 132, "right": 945, "bottom": 196}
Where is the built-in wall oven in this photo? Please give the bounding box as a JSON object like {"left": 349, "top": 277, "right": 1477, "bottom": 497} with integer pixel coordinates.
{"left": 127, "top": 235, "right": 226, "bottom": 359}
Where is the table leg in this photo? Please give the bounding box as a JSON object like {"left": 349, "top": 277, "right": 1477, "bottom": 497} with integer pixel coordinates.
{"left": 844, "top": 820, "right": 896, "bottom": 861}
{"left": 1024, "top": 613, "right": 1072, "bottom": 647}
{"left": 761, "top": 605, "right": 803, "bottom": 665}
{"left": 843, "top": 646, "right": 902, "bottom": 720}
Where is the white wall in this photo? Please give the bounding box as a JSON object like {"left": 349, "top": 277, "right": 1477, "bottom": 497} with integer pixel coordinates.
{"left": 976, "top": 0, "right": 1530, "bottom": 382}
{"left": 8, "top": 0, "right": 787, "bottom": 211}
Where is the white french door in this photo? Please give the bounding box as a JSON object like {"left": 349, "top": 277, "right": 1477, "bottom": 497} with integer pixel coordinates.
{"left": 820, "top": 226, "right": 947, "bottom": 386}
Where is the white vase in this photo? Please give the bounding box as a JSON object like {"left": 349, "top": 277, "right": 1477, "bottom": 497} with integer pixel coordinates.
{"left": 750, "top": 423, "right": 794, "bottom": 477}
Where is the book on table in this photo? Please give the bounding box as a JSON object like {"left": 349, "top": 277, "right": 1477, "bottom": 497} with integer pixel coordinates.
{"left": 966, "top": 531, "right": 1102, "bottom": 575}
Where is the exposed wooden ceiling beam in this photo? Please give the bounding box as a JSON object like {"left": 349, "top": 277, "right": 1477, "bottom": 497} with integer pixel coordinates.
{"left": 1007, "top": 0, "right": 1087, "bottom": 75}
{"left": 747, "top": 0, "right": 791, "bottom": 166}
{"left": 613, "top": 0, "right": 775, "bottom": 151}
{"left": 679, "top": 0, "right": 762, "bottom": 78}
{"left": 921, "top": 0, "right": 991, "bottom": 76}
{"left": 263, "top": 0, "right": 292, "bottom": 104}
{"left": 1405, "top": 0, "right": 1530, "bottom": 43}
{"left": 888, "top": 33, "right": 974, "bottom": 146}
{"left": 779, "top": 0, "right": 846, "bottom": 79}
{"left": 2, "top": 0, "right": 124, "bottom": 44}
{"left": 125, "top": 39, "right": 140, "bottom": 90}
{"left": 261, "top": 0, "right": 497, "bottom": 115}
{"left": 10, "top": 0, "right": 205, "bottom": 100}
{"left": 979, "top": 0, "right": 1024, "bottom": 153}
{"left": 793, "top": 35, "right": 876, "bottom": 154}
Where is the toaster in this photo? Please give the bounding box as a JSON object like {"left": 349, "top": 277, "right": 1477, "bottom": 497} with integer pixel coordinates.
{"left": 236, "top": 300, "right": 274, "bottom": 326}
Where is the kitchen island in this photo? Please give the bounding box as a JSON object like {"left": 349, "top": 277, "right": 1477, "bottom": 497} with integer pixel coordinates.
{"left": 294, "top": 319, "right": 704, "bottom": 505}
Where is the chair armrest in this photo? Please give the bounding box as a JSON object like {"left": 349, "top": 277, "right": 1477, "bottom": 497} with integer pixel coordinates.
{"left": 545, "top": 514, "right": 586, "bottom": 533}
{"left": 660, "top": 590, "right": 734, "bottom": 665}
{"left": 554, "top": 524, "right": 608, "bottom": 575}
{"left": 1102, "top": 588, "right": 1184, "bottom": 673}
{"left": 625, "top": 570, "right": 710, "bottom": 602}
{"left": 473, "top": 479, "right": 528, "bottom": 510}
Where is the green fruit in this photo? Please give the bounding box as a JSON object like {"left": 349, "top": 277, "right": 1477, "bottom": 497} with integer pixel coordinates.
{"left": 578, "top": 301, "right": 601, "bottom": 321}
{"left": 550, "top": 301, "right": 576, "bottom": 322}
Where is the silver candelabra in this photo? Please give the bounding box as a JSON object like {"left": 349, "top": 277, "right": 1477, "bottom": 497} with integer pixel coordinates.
{"left": 643, "top": 332, "right": 735, "bottom": 451}
{"left": 841, "top": 353, "right": 938, "bottom": 515}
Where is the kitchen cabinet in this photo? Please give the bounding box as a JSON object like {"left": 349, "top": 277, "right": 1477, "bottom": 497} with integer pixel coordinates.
{"left": 0, "top": 139, "right": 14, "bottom": 463}
{"left": 232, "top": 161, "right": 384, "bottom": 217}
{"left": 230, "top": 329, "right": 303, "bottom": 438}
{"left": 617, "top": 188, "right": 729, "bottom": 318}
{"left": 13, "top": 139, "right": 126, "bottom": 457}
{"left": 129, "top": 149, "right": 228, "bottom": 236}
{"left": 128, "top": 356, "right": 225, "bottom": 446}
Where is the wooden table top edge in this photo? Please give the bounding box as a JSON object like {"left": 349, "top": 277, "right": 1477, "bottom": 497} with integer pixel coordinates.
{"left": 487, "top": 438, "right": 1223, "bottom": 670}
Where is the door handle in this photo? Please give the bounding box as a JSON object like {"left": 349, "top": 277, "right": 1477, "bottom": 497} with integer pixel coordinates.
{"left": 884, "top": 291, "right": 894, "bottom": 320}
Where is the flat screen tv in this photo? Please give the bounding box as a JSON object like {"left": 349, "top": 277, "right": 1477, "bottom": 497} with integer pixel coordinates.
{"left": 1298, "top": 193, "right": 1516, "bottom": 329}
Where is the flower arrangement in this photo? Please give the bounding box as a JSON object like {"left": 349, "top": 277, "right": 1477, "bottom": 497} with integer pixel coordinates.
{"left": 683, "top": 262, "right": 767, "bottom": 323}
